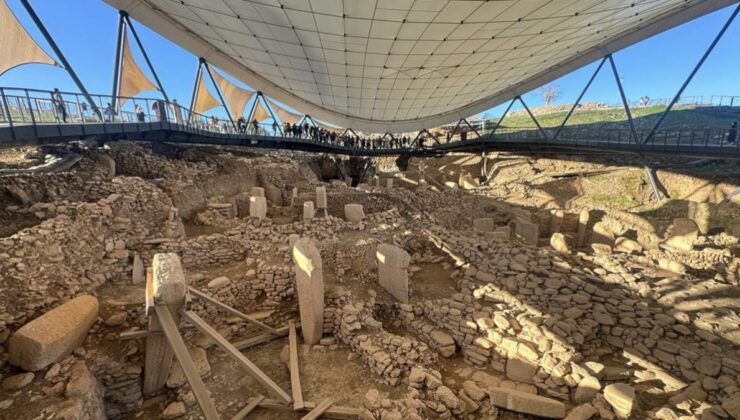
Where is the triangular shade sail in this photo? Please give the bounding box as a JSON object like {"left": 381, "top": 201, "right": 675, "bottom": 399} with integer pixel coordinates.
{"left": 211, "top": 69, "right": 254, "bottom": 117}
{"left": 118, "top": 30, "right": 159, "bottom": 107}
{"left": 0, "top": 0, "right": 58, "bottom": 75}
{"left": 192, "top": 70, "right": 221, "bottom": 115}
{"left": 267, "top": 99, "right": 301, "bottom": 125}
{"left": 251, "top": 99, "right": 271, "bottom": 122}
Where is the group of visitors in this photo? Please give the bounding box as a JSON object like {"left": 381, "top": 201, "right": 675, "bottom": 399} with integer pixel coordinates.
{"left": 282, "top": 121, "right": 412, "bottom": 150}
{"left": 44, "top": 86, "right": 738, "bottom": 148}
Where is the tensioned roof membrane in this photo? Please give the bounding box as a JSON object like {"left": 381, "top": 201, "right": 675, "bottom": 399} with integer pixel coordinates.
{"left": 103, "top": 0, "right": 735, "bottom": 132}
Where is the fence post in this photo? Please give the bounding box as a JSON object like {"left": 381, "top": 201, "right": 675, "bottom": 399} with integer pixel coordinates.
{"left": 143, "top": 253, "right": 187, "bottom": 396}
{"left": 25, "top": 90, "right": 38, "bottom": 138}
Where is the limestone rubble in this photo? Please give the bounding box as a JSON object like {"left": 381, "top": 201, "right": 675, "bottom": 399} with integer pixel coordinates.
{"left": 0, "top": 143, "right": 738, "bottom": 419}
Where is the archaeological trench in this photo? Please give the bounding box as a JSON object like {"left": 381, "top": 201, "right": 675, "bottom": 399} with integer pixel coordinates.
{"left": 0, "top": 141, "right": 738, "bottom": 420}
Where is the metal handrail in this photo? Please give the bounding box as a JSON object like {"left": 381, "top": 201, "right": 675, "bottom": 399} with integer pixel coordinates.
{"left": 0, "top": 86, "right": 738, "bottom": 154}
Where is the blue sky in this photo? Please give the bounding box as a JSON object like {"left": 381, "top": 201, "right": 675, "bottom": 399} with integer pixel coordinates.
{"left": 1, "top": 0, "right": 738, "bottom": 123}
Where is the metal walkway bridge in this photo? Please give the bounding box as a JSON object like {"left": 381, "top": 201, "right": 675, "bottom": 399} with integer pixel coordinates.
{"left": 1, "top": 87, "right": 738, "bottom": 159}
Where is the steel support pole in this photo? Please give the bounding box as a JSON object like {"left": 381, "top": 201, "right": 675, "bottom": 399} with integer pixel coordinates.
{"left": 489, "top": 97, "right": 516, "bottom": 138}
{"left": 450, "top": 119, "right": 463, "bottom": 142}
{"left": 202, "top": 59, "right": 236, "bottom": 128}
{"left": 20, "top": 0, "right": 102, "bottom": 120}
{"left": 111, "top": 12, "right": 125, "bottom": 110}
{"left": 644, "top": 4, "right": 740, "bottom": 144}
{"left": 188, "top": 62, "right": 202, "bottom": 121}
{"left": 644, "top": 166, "right": 662, "bottom": 202}
{"left": 518, "top": 96, "right": 549, "bottom": 140}
{"left": 260, "top": 93, "right": 283, "bottom": 135}
{"left": 553, "top": 57, "right": 608, "bottom": 141}
{"left": 463, "top": 118, "right": 481, "bottom": 138}
{"left": 124, "top": 13, "right": 170, "bottom": 103}
{"left": 608, "top": 54, "right": 639, "bottom": 144}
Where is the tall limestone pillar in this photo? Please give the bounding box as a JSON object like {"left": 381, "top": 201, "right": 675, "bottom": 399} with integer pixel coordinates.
{"left": 376, "top": 243, "right": 411, "bottom": 303}
{"left": 292, "top": 238, "right": 324, "bottom": 345}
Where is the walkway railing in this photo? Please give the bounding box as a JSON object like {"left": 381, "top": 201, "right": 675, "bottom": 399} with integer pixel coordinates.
{"left": 0, "top": 87, "right": 738, "bottom": 156}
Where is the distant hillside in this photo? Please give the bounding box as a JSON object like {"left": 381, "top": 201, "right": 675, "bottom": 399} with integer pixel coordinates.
{"left": 485, "top": 104, "right": 739, "bottom": 131}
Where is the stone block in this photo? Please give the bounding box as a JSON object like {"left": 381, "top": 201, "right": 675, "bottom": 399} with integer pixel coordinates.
{"left": 132, "top": 254, "right": 145, "bottom": 284}
{"left": 250, "top": 187, "right": 265, "bottom": 197}
{"left": 386, "top": 178, "right": 393, "bottom": 188}
{"left": 292, "top": 238, "right": 324, "bottom": 345}
{"left": 604, "top": 383, "right": 635, "bottom": 419}
{"left": 9, "top": 295, "right": 99, "bottom": 371}
{"left": 376, "top": 243, "right": 411, "bottom": 303}
{"left": 249, "top": 196, "right": 267, "bottom": 219}
{"left": 489, "top": 387, "right": 566, "bottom": 418}
{"left": 316, "top": 186, "right": 327, "bottom": 209}
{"left": 550, "top": 232, "right": 570, "bottom": 253}
{"left": 345, "top": 177, "right": 353, "bottom": 187}
{"left": 505, "top": 356, "right": 538, "bottom": 384}
{"left": 473, "top": 217, "right": 494, "bottom": 232}
{"left": 303, "top": 201, "right": 315, "bottom": 221}
{"left": 663, "top": 218, "right": 699, "bottom": 251}
{"left": 515, "top": 217, "right": 539, "bottom": 246}
{"left": 344, "top": 204, "right": 365, "bottom": 223}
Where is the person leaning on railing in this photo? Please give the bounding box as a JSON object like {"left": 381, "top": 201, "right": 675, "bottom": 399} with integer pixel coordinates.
{"left": 51, "top": 88, "right": 68, "bottom": 123}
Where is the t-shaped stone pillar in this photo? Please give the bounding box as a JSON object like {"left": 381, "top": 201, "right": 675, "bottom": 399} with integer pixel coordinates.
{"left": 292, "top": 238, "right": 324, "bottom": 345}
{"left": 249, "top": 196, "right": 267, "bottom": 219}
{"left": 303, "top": 201, "right": 315, "bottom": 221}
{"left": 376, "top": 243, "right": 411, "bottom": 303}
{"left": 316, "top": 186, "right": 327, "bottom": 216}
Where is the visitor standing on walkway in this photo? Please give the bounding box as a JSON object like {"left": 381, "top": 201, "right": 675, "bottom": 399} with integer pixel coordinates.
{"left": 135, "top": 104, "right": 145, "bottom": 122}
{"left": 52, "top": 88, "right": 67, "bottom": 123}
{"left": 103, "top": 103, "right": 116, "bottom": 122}
{"left": 728, "top": 122, "right": 737, "bottom": 144}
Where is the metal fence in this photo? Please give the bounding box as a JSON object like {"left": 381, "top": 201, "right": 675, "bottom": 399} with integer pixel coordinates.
{"left": 1, "top": 86, "right": 738, "bottom": 155}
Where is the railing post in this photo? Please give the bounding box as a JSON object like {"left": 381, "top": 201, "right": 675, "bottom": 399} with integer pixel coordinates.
{"left": 0, "top": 88, "right": 13, "bottom": 128}
{"left": 25, "top": 89, "right": 38, "bottom": 137}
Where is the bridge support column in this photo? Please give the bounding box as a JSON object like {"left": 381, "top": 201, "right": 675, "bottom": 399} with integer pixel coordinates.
{"left": 644, "top": 166, "right": 664, "bottom": 202}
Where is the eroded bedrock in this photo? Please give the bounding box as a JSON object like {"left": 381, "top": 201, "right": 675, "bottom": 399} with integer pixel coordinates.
{"left": 0, "top": 142, "right": 739, "bottom": 419}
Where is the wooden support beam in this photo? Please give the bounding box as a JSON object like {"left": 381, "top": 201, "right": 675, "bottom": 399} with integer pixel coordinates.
{"left": 156, "top": 306, "right": 220, "bottom": 420}
{"left": 301, "top": 398, "right": 333, "bottom": 420}
{"left": 288, "top": 321, "right": 304, "bottom": 410}
{"left": 259, "top": 399, "right": 360, "bottom": 420}
{"left": 232, "top": 324, "right": 294, "bottom": 350}
{"left": 230, "top": 395, "right": 265, "bottom": 420}
{"left": 182, "top": 310, "right": 292, "bottom": 404}
{"left": 188, "top": 286, "right": 279, "bottom": 334}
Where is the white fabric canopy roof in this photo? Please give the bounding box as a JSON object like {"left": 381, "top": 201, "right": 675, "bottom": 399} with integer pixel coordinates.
{"left": 104, "top": 0, "right": 735, "bottom": 132}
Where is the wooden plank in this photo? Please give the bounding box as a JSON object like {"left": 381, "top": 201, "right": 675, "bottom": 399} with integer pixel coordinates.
{"left": 301, "top": 398, "right": 333, "bottom": 420}
{"left": 156, "top": 306, "right": 220, "bottom": 420}
{"left": 188, "top": 286, "right": 279, "bottom": 334}
{"left": 288, "top": 321, "right": 304, "bottom": 410}
{"left": 231, "top": 323, "right": 297, "bottom": 350}
{"left": 259, "top": 399, "right": 360, "bottom": 420}
{"left": 230, "top": 395, "right": 265, "bottom": 420}
{"left": 182, "top": 310, "right": 292, "bottom": 404}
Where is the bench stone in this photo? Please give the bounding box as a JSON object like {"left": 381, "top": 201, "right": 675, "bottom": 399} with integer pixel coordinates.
{"left": 9, "top": 295, "right": 99, "bottom": 371}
